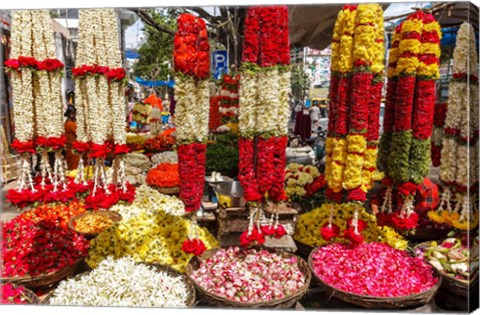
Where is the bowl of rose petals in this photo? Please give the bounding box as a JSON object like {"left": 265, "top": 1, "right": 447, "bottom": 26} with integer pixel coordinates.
{"left": 186, "top": 247, "right": 311, "bottom": 308}
{"left": 308, "top": 242, "right": 442, "bottom": 309}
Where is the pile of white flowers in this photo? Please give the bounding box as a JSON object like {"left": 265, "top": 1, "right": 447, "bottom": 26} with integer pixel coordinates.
{"left": 110, "top": 184, "right": 185, "bottom": 220}
{"left": 49, "top": 256, "right": 190, "bottom": 307}
{"left": 151, "top": 151, "right": 178, "bottom": 166}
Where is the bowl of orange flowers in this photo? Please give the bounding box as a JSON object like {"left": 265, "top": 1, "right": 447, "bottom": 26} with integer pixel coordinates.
{"left": 146, "top": 163, "right": 180, "bottom": 195}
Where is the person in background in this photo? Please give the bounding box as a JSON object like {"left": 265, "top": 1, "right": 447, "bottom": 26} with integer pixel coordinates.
{"left": 64, "top": 105, "right": 80, "bottom": 170}
{"left": 310, "top": 103, "right": 320, "bottom": 131}
{"left": 294, "top": 105, "right": 312, "bottom": 145}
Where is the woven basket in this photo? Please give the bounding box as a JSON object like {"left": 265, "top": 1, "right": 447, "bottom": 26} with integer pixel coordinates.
{"left": 3, "top": 284, "right": 40, "bottom": 304}
{"left": 308, "top": 246, "right": 442, "bottom": 309}
{"left": 1, "top": 258, "right": 83, "bottom": 289}
{"left": 414, "top": 241, "right": 478, "bottom": 298}
{"left": 294, "top": 239, "right": 315, "bottom": 258}
{"left": 185, "top": 248, "right": 311, "bottom": 308}
{"left": 153, "top": 186, "right": 180, "bottom": 195}
{"left": 43, "top": 263, "right": 196, "bottom": 308}
{"left": 404, "top": 226, "right": 450, "bottom": 241}
{"left": 69, "top": 210, "right": 122, "bottom": 239}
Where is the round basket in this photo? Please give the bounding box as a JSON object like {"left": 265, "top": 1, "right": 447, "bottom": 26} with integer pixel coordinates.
{"left": 153, "top": 186, "right": 180, "bottom": 195}
{"left": 2, "top": 284, "right": 40, "bottom": 304}
{"left": 294, "top": 239, "right": 315, "bottom": 258}
{"left": 185, "top": 248, "right": 311, "bottom": 309}
{"left": 43, "top": 263, "right": 196, "bottom": 308}
{"left": 68, "top": 210, "right": 122, "bottom": 239}
{"left": 404, "top": 226, "right": 450, "bottom": 241}
{"left": 414, "top": 241, "right": 478, "bottom": 298}
{"left": 1, "top": 257, "right": 83, "bottom": 289}
{"left": 307, "top": 246, "right": 442, "bottom": 309}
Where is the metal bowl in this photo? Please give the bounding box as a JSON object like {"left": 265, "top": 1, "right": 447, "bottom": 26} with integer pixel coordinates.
{"left": 213, "top": 181, "right": 245, "bottom": 208}
{"left": 205, "top": 175, "right": 234, "bottom": 188}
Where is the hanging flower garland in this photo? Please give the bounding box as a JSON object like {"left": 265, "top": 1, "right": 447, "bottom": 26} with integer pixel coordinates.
{"left": 5, "top": 10, "right": 68, "bottom": 199}
{"left": 322, "top": 4, "right": 385, "bottom": 245}
{"left": 431, "top": 101, "right": 447, "bottom": 166}
{"left": 431, "top": 22, "right": 479, "bottom": 230}
{"left": 218, "top": 74, "right": 240, "bottom": 121}
{"left": 377, "top": 12, "right": 442, "bottom": 231}
{"left": 72, "top": 9, "right": 129, "bottom": 197}
{"left": 172, "top": 14, "right": 210, "bottom": 255}
{"left": 238, "top": 6, "right": 291, "bottom": 247}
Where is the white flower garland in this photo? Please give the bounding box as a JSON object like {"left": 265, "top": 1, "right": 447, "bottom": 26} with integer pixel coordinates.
{"left": 255, "top": 69, "right": 278, "bottom": 135}
{"left": 238, "top": 70, "right": 258, "bottom": 137}
{"left": 276, "top": 69, "right": 291, "bottom": 136}
{"left": 439, "top": 22, "right": 478, "bottom": 217}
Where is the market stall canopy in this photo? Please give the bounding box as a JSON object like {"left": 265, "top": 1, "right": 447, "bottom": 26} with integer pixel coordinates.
{"left": 289, "top": 4, "right": 390, "bottom": 50}
{"left": 432, "top": 2, "right": 479, "bottom": 31}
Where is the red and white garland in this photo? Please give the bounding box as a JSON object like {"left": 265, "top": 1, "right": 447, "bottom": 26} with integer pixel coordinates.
{"left": 72, "top": 9, "right": 129, "bottom": 196}
{"left": 6, "top": 10, "right": 66, "bottom": 197}
{"left": 438, "top": 22, "right": 479, "bottom": 221}
{"left": 218, "top": 74, "right": 240, "bottom": 122}
{"left": 238, "top": 6, "right": 290, "bottom": 247}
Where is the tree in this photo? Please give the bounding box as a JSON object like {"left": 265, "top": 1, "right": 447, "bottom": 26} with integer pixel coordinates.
{"left": 132, "top": 8, "right": 179, "bottom": 82}
{"left": 291, "top": 64, "right": 311, "bottom": 100}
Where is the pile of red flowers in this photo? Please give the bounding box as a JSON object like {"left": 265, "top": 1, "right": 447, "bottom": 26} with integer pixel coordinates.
{"left": 19, "top": 201, "right": 87, "bottom": 230}
{"left": 5, "top": 56, "right": 64, "bottom": 72}
{"left": 72, "top": 64, "right": 126, "bottom": 82}
{"left": 182, "top": 238, "right": 206, "bottom": 256}
{"left": 1, "top": 284, "right": 29, "bottom": 304}
{"left": 2, "top": 217, "right": 90, "bottom": 277}
{"left": 209, "top": 95, "right": 222, "bottom": 131}
{"left": 146, "top": 163, "right": 180, "bottom": 188}
{"left": 178, "top": 143, "right": 207, "bottom": 212}
{"left": 6, "top": 176, "right": 135, "bottom": 210}
{"left": 312, "top": 242, "right": 438, "bottom": 297}
{"left": 174, "top": 13, "right": 210, "bottom": 79}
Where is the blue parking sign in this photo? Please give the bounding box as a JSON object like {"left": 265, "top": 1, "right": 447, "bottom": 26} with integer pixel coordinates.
{"left": 212, "top": 50, "right": 228, "bottom": 80}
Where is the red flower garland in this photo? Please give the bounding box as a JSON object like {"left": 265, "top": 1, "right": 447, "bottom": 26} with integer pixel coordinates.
{"left": 178, "top": 143, "right": 207, "bottom": 212}
{"left": 10, "top": 139, "right": 36, "bottom": 154}
{"left": 35, "top": 135, "right": 67, "bottom": 151}
{"left": 72, "top": 64, "right": 126, "bottom": 82}
{"left": 238, "top": 137, "right": 262, "bottom": 202}
{"left": 5, "top": 56, "right": 64, "bottom": 72}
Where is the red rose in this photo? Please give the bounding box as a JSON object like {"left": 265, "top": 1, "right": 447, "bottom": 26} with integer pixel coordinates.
{"left": 11, "top": 139, "right": 36, "bottom": 154}
{"left": 274, "top": 224, "right": 287, "bottom": 238}
{"left": 73, "top": 141, "right": 90, "bottom": 153}
{"left": 391, "top": 211, "right": 418, "bottom": 230}
{"left": 320, "top": 223, "right": 340, "bottom": 241}
{"left": 113, "top": 143, "right": 130, "bottom": 155}
{"left": 4, "top": 59, "right": 21, "bottom": 70}
{"left": 89, "top": 143, "right": 110, "bottom": 159}
{"left": 261, "top": 224, "right": 276, "bottom": 236}
{"left": 41, "top": 59, "right": 64, "bottom": 71}
{"left": 347, "top": 218, "right": 368, "bottom": 232}
{"left": 375, "top": 212, "right": 392, "bottom": 227}
{"left": 182, "top": 239, "right": 206, "bottom": 256}
{"left": 347, "top": 188, "right": 367, "bottom": 202}
{"left": 343, "top": 227, "right": 364, "bottom": 245}
{"left": 397, "top": 182, "right": 418, "bottom": 196}
{"left": 106, "top": 68, "right": 126, "bottom": 81}
{"left": 17, "top": 56, "right": 36, "bottom": 67}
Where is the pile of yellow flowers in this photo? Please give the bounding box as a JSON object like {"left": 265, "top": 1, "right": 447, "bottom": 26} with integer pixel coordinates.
{"left": 126, "top": 133, "right": 148, "bottom": 146}
{"left": 427, "top": 210, "right": 479, "bottom": 231}
{"left": 285, "top": 163, "right": 320, "bottom": 198}
{"left": 67, "top": 166, "right": 111, "bottom": 181}
{"left": 294, "top": 203, "right": 408, "bottom": 250}
{"left": 87, "top": 210, "right": 218, "bottom": 273}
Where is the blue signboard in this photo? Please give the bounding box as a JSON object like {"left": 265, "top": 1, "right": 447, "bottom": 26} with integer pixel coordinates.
{"left": 212, "top": 50, "right": 228, "bottom": 80}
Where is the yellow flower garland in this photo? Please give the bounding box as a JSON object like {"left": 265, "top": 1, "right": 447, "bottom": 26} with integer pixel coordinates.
{"left": 418, "top": 19, "right": 442, "bottom": 78}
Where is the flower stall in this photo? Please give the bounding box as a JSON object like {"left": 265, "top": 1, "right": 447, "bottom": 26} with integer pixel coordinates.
{"left": 1, "top": 3, "right": 478, "bottom": 312}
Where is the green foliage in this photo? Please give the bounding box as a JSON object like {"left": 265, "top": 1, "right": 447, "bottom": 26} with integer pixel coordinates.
{"left": 133, "top": 9, "right": 179, "bottom": 82}
{"left": 291, "top": 64, "right": 311, "bottom": 100}
{"left": 388, "top": 130, "right": 412, "bottom": 183}
{"left": 206, "top": 133, "right": 239, "bottom": 178}
{"left": 409, "top": 138, "right": 431, "bottom": 184}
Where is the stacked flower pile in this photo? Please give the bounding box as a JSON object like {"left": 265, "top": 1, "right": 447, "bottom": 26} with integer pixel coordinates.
{"left": 5, "top": 10, "right": 66, "bottom": 196}
{"left": 146, "top": 163, "right": 180, "bottom": 188}
{"left": 1, "top": 284, "right": 30, "bottom": 304}
{"left": 110, "top": 184, "right": 186, "bottom": 219}
{"left": 19, "top": 201, "right": 87, "bottom": 230}
{"left": 2, "top": 217, "right": 89, "bottom": 277}
{"left": 219, "top": 74, "right": 240, "bottom": 122}
{"left": 190, "top": 247, "right": 306, "bottom": 303}
{"left": 238, "top": 6, "right": 291, "bottom": 247}
{"left": 174, "top": 14, "right": 210, "bottom": 214}
{"left": 324, "top": 4, "right": 384, "bottom": 205}
{"left": 311, "top": 242, "right": 438, "bottom": 297}
{"left": 284, "top": 163, "right": 327, "bottom": 211}
{"left": 294, "top": 203, "right": 408, "bottom": 250}
{"left": 126, "top": 133, "right": 148, "bottom": 151}
{"left": 49, "top": 256, "right": 190, "bottom": 307}
{"left": 72, "top": 9, "right": 129, "bottom": 194}
{"left": 377, "top": 12, "right": 442, "bottom": 231}
{"left": 431, "top": 102, "right": 448, "bottom": 166}
{"left": 432, "top": 22, "right": 479, "bottom": 231}
{"left": 87, "top": 207, "right": 218, "bottom": 273}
